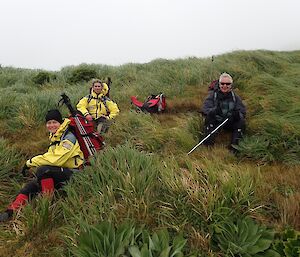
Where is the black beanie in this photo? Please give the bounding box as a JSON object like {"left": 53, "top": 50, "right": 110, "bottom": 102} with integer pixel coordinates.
{"left": 45, "top": 109, "right": 63, "bottom": 123}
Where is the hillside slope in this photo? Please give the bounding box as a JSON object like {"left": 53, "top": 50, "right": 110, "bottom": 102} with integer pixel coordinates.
{"left": 0, "top": 50, "right": 300, "bottom": 256}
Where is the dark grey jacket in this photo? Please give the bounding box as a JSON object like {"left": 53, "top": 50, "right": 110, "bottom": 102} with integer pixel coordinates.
{"left": 202, "top": 90, "right": 246, "bottom": 119}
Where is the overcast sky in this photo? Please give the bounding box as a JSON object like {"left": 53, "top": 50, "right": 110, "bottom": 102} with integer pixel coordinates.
{"left": 0, "top": 0, "right": 299, "bottom": 71}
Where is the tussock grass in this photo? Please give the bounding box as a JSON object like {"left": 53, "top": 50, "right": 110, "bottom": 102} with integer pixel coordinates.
{"left": 1, "top": 50, "right": 300, "bottom": 256}
{"left": 0, "top": 138, "right": 22, "bottom": 180}
{"left": 0, "top": 138, "right": 23, "bottom": 210}
{"left": 62, "top": 144, "right": 161, "bottom": 226}
{"left": 254, "top": 165, "right": 300, "bottom": 230}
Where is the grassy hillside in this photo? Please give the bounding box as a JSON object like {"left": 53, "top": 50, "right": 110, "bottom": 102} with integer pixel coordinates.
{"left": 0, "top": 50, "right": 300, "bottom": 256}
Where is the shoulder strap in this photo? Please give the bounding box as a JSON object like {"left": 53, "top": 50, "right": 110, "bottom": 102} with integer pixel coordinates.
{"left": 231, "top": 91, "right": 236, "bottom": 103}
{"left": 101, "top": 96, "right": 110, "bottom": 114}
{"left": 87, "top": 94, "right": 93, "bottom": 104}
{"left": 48, "top": 128, "right": 76, "bottom": 147}
{"left": 213, "top": 91, "right": 217, "bottom": 104}
{"left": 62, "top": 129, "right": 77, "bottom": 145}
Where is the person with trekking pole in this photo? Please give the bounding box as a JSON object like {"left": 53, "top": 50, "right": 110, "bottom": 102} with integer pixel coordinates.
{"left": 77, "top": 79, "right": 119, "bottom": 135}
{"left": 199, "top": 72, "right": 246, "bottom": 153}
{"left": 0, "top": 109, "right": 84, "bottom": 222}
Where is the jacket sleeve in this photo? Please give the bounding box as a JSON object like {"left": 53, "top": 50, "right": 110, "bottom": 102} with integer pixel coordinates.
{"left": 235, "top": 95, "right": 246, "bottom": 118}
{"left": 76, "top": 97, "right": 89, "bottom": 116}
{"left": 202, "top": 91, "right": 215, "bottom": 115}
{"left": 26, "top": 139, "right": 77, "bottom": 168}
{"left": 106, "top": 100, "right": 120, "bottom": 119}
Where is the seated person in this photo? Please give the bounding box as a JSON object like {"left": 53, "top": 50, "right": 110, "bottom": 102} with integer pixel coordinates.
{"left": 77, "top": 79, "right": 119, "bottom": 134}
{"left": 0, "top": 109, "right": 84, "bottom": 222}
{"left": 201, "top": 72, "right": 246, "bottom": 151}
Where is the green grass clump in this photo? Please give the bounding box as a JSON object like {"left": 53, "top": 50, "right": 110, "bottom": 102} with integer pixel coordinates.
{"left": 62, "top": 143, "right": 161, "bottom": 226}
{"left": 32, "top": 71, "right": 57, "bottom": 85}
{"left": 0, "top": 138, "right": 23, "bottom": 206}
{"left": 0, "top": 138, "right": 22, "bottom": 180}
{"left": 67, "top": 64, "right": 98, "bottom": 83}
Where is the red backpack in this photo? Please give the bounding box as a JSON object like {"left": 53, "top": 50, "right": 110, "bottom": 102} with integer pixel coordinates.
{"left": 68, "top": 115, "right": 104, "bottom": 162}
{"left": 131, "top": 93, "right": 166, "bottom": 113}
{"left": 59, "top": 93, "right": 104, "bottom": 164}
{"left": 208, "top": 80, "right": 219, "bottom": 91}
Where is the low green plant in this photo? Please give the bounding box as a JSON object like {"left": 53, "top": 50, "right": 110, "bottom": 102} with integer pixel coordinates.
{"left": 71, "top": 221, "right": 138, "bottom": 257}
{"left": 211, "top": 216, "right": 279, "bottom": 257}
{"left": 71, "top": 221, "right": 188, "bottom": 257}
{"left": 272, "top": 228, "right": 300, "bottom": 257}
{"left": 129, "top": 228, "right": 187, "bottom": 257}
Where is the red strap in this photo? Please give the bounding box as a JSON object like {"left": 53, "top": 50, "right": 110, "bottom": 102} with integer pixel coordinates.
{"left": 41, "top": 178, "right": 54, "bottom": 194}
{"left": 130, "top": 96, "right": 144, "bottom": 108}
{"left": 148, "top": 98, "right": 160, "bottom": 107}
{"left": 8, "top": 193, "right": 28, "bottom": 210}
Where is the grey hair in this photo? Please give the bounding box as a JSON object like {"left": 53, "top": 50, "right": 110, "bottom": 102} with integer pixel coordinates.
{"left": 219, "top": 72, "right": 233, "bottom": 83}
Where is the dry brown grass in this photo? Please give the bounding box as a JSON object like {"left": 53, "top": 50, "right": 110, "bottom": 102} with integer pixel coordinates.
{"left": 254, "top": 165, "right": 300, "bottom": 229}
{"left": 164, "top": 85, "right": 208, "bottom": 114}
{"left": 188, "top": 225, "right": 216, "bottom": 256}
{"left": 0, "top": 229, "right": 63, "bottom": 257}
{"left": 0, "top": 121, "right": 48, "bottom": 159}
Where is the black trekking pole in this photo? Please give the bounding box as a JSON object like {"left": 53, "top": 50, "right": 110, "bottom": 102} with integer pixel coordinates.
{"left": 210, "top": 55, "right": 214, "bottom": 82}
{"left": 107, "top": 77, "right": 112, "bottom": 87}
{"left": 59, "top": 93, "right": 76, "bottom": 116}
{"left": 187, "top": 118, "right": 229, "bottom": 155}
{"left": 107, "top": 77, "right": 112, "bottom": 97}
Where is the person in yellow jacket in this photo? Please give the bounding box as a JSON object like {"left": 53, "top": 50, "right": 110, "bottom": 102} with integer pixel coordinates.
{"left": 0, "top": 109, "right": 84, "bottom": 222}
{"left": 77, "top": 79, "right": 119, "bottom": 134}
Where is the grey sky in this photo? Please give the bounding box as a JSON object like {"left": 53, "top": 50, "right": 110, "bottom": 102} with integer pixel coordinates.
{"left": 0, "top": 0, "right": 299, "bottom": 70}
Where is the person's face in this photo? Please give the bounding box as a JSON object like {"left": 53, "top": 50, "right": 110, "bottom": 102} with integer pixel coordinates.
{"left": 219, "top": 77, "right": 232, "bottom": 93}
{"left": 93, "top": 82, "right": 103, "bottom": 94}
{"left": 46, "top": 120, "right": 61, "bottom": 134}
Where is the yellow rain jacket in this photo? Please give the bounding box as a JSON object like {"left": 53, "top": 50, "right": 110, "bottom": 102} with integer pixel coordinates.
{"left": 26, "top": 119, "right": 84, "bottom": 169}
{"left": 76, "top": 85, "right": 119, "bottom": 120}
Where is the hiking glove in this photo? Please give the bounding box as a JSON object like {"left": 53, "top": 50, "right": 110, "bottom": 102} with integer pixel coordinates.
{"left": 232, "top": 110, "right": 241, "bottom": 121}
{"left": 208, "top": 105, "right": 222, "bottom": 117}
{"left": 208, "top": 107, "right": 217, "bottom": 118}
{"left": 21, "top": 164, "right": 30, "bottom": 177}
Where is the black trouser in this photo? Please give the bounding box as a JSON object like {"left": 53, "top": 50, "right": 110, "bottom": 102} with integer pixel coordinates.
{"left": 203, "top": 116, "right": 245, "bottom": 146}
{"left": 94, "top": 118, "right": 112, "bottom": 134}
{"left": 19, "top": 166, "right": 76, "bottom": 198}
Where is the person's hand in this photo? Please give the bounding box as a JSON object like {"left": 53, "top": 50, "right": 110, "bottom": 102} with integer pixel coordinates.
{"left": 232, "top": 110, "right": 241, "bottom": 121}
{"left": 21, "top": 164, "right": 30, "bottom": 177}
{"left": 208, "top": 107, "right": 217, "bottom": 117}
{"left": 208, "top": 105, "right": 221, "bottom": 118}
{"left": 85, "top": 114, "right": 93, "bottom": 122}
